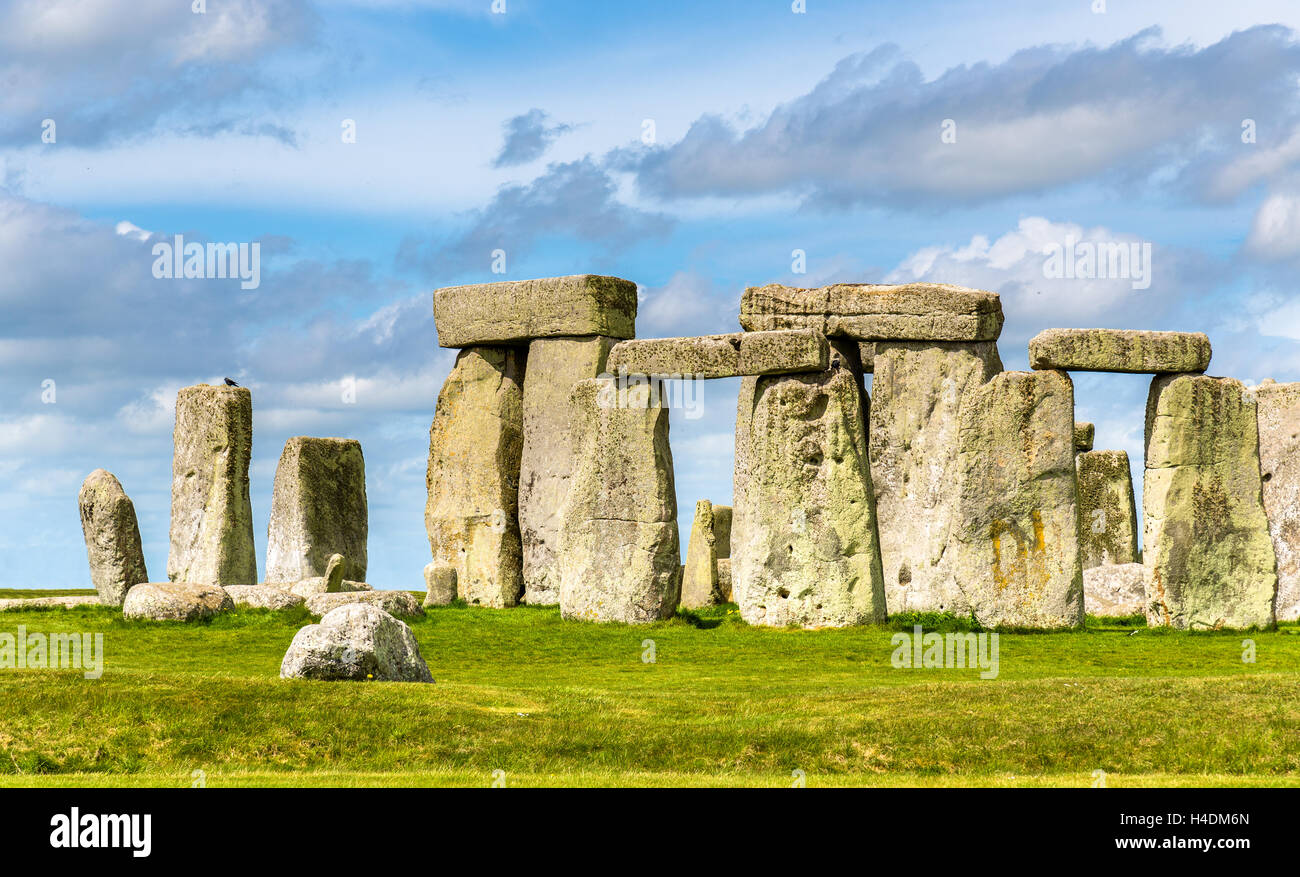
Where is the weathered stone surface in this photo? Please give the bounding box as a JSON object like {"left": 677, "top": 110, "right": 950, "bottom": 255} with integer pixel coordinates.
{"left": 605, "top": 330, "right": 828, "bottom": 379}
{"left": 1074, "top": 422, "right": 1095, "bottom": 452}
{"left": 1029, "top": 328, "right": 1211, "bottom": 373}
{"left": 281, "top": 553, "right": 347, "bottom": 597}
{"left": 281, "top": 603, "right": 433, "bottom": 682}
{"left": 1084, "top": 563, "right": 1148, "bottom": 617}
{"left": 0, "top": 595, "right": 104, "bottom": 612}
{"left": 1144, "top": 374, "right": 1277, "bottom": 629}
{"left": 733, "top": 361, "right": 886, "bottom": 628}
{"left": 225, "top": 585, "right": 304, "bottom": 610}
{"left": 712, "top": 505, "right": 732, "bottom": 558}
{"left": 519, "top": 335, "right": 615, "bottom": 605}
{"left": 869, "top": 341, "right": 1003, "bottom": 613}
{"left": 952, "top": 370, "right": 1084, "bottom": 628}
{"left": 680, "top": 500, "right": 720, "bottom": 608}
{"left": 265, "top": 437, "right": 367, "bottom": 584}
{"left": 305, "top": 590, "right": 424, "bottom": 618}
{"left": 716, "top": 558, "right": 733, "bottom": 602}
{"left": 434, "top": 275, "right": 637, "bottom": 348}
{"left": 1076, "top": 450, "right": 1139, "bottom": 569}
{"left": 558, "top": 378, "right": 680, "bottom": 623}
{"left": 123, "top": 582, "right": 235, "bottom": 622}
{"left": 423, "top": 563, "right": 457, "bottom": 607}
{"left": 1254, "top": 379, "right": 1300, "bottom": 621}
{"left": 78, "top": 469, "right": 148, "bottom": 606}
{"left": 167, "top": 384, "right": 257, "bottom": 586}
{"left": 426, "top": 346, "right": 525, "bottom": 608}
{"left": 740, "top": 282, "right": 1003, "bottom": 341}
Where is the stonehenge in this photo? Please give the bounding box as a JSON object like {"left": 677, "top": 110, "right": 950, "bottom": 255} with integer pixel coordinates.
{"left": 681, "top": 500, "right": 733, "bottom": 608}
{"left": 78, "top": 469, "right": 149, "bottom": 605}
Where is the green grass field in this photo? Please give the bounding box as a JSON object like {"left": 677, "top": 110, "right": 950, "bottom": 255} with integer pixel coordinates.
{"left": 0, "top": 589, "right": 1296, "bottom": 787}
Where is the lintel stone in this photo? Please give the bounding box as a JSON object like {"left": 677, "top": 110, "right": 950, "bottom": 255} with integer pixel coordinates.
{"left": 434, "top": 274, "right": 637, "bottom": 348}
{"left": 1029, "top": 328, "right": 1211, "bottom": 373}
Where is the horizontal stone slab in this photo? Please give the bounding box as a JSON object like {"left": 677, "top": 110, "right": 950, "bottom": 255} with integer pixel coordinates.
{"left": 434, "top": 274, "right": 637, "bottom": 347}
{"left": 605, "top": 330, "right": 828, "bottom": 378}
{"left": 740, "top": 282, "right": 1003, "bottom": 341}
{"left": 1028, "top": 328, "right": 1211, "bottom": 373}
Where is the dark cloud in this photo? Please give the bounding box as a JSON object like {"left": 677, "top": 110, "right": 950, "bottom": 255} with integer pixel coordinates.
{"left": 492, "top": 108, "right": 574, "bottom": 167}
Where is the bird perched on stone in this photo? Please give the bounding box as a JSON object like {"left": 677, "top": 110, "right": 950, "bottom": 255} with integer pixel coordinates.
{"left": 224, "top": 377, "right": 239, "bottom": 387}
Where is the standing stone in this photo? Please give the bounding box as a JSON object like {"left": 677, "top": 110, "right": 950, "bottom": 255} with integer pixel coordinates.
{"left": 423, "top": 563, "right": 458, "bottom": 607}
{"left": 712, "top": 505, "right": 732, "bottom": 558}
{"left": 952, "top": 370, "right": 1084, "bottom": 628}
{"left": 733, "top": 357, "right": 886, "bottom": 628}
{"left": 1074, "top": 422, "right": 1095, "bottom": 452}
{"left": 265, "top": 437, "right": 367, "bottom": 584}
{"left": 716, "top": 559, "right": 733, "bottom": 602}
{"left": 167, "top": 384, "right": 257, "bottom": 586}
{"left": 78, "top": 469, "right": 149, "bottom": 606}
{"left": 869, "top": 341, "right": 1003, "bottom": 613}
{"left": 426, "top": 347, "right": 525, "bottom": 608}
{"left": 558, "top": 378, "right": 680, "bottom": 623}
{"left": 1076, "top": 450, "right": 1139, "bottom": 569}
{"left": 680, "top": 500, "right": 719, "bottom": 608}
{"left": 1144, "top": 375, "right": 1277, "bottom": 629}
{"left": 519, "top": 336, "right": 615, "bottom": 605}
{"left": 1255, "top": 380, "right": 1300, "bottom": 621}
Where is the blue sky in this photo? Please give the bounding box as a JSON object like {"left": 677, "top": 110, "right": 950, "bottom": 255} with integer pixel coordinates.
{"left": 3, "top": 0, "right": 1300, "bottom": 588}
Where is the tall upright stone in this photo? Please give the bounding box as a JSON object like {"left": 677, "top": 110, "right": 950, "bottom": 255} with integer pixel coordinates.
{"left": 1144, "top": 374, "right": 1277, "bottom": 629}
{"left": 518, "top": 335, "right": 615, "bottom": 605}
{"left": 869, "top": 341, "right": 1002, "bottom": 613}
{"left": 168, "top": 384, "right": 257, "bottom": 586}
{"left": 952, "top": 370, "right": 1084, "bottom": 628}
{"left": 680, "top": 500, "right": 719, "bottom": 609}
{"left": 558, "top": 377, "right": 680, "bottom": 623}
{"left": 1254, "top": 380, "right": 1300, "bottom": 621}
{"left": 265, "top": 437, "right": 368, "bottom": 583}
{"left": 1076, "top": 450, "right": 1139, "bottom": 569}
{"left": 426, "top": 346, "right": 525, "bottom": 608}
{"left": 78, "top": 469, "right": 148, "bottom": 605}
{"left": 733, "top": 351, "right": 886, "bottom": 628}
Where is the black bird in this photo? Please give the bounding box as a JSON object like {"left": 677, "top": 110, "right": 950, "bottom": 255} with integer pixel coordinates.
{"left": 224, "top": 377, "right": 239, "bottom": 387}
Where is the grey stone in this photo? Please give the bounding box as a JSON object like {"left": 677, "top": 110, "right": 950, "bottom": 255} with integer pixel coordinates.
{"left": 1144, "top": 374, "right": 1277, "bottom": 629}
{"left": 423, "top": 563, "right": 457, "bottom": 607}
{"left": 225, "top": 585, "right": 304, "bottom": 610}
{"left": 280, "top": 603, "right": 433, "bottom": 683}
{"left": 1076, "top": 450, "right": 1139, "bottom": 568}
{"left": 0, "top": 595, "right": 105, "bottom": 612}
{"left": 711, "top": 505, "right": 732, "bottom": 558}
{"left": 1254, "top": 379, "right": 1300, "bottom": 621}
{"left": 78, "top": 469, "right": 148, "bottom": 606}
{"left": 605, "top": 330, "right": 828, "bottom": 379}
{"left": 740, "top": 282, "right": 1003, "bottom": 341}
{"left": 265, "top": 437, "right": 367, "bottom": 584}
{"left": 1074, "top": 421, "right": 1095, "bottom": 451}
{"left": 434, "top": 275, "right": 637, "bottom": 347}
{"left": 305, "top": 590, "right": 424, "bottom": 618}
{"left": 558, "top": 378, "right": 680, "bottom": 623}
{"left": 519, "top": 335, "right": 615, "bottom": 605}
{"left": 717, "top": 558, "right": 733, "bottom": 603}
{"left": 167, "top": 384, "right": 257, "bottom": 586}
{"left": 426, "top": 346, "right": 525, "bottom": 608}
{"left": 1084, "top": 563, "right": 1148, "bottom": 617}
{"left": 123, "top": 582, "right": 235, "bottom": 622}
{"left": 1028, "top": 328, "right": 1211, "bottom": 373}
{"left": 680, "top": 500, "right": 720, "bottom": 609}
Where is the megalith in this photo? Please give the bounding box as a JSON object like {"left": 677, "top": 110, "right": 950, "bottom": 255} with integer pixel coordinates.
{"left": 1074, "top": 422, "right": 1095, "bottom": 452}
{"left": 434, "top": 274, "right": 637, "bottom": 347}
{"left": 1254, "top": 379, "right": 1300, "bottom": 621}
{"left": 78, "top": 469, "right": 149, "bottom": 605}
{"left": 518, "top": 335, "right": 615, "bottom": 605}
{"left": 680, "top": 499, "right": 719, "bottom": 609}
{"left": 952, "top": 370, "right": 1084, "bottom": 628}
{"left": 732, "top": 353, "right": 886, "bottom": 628}
{"left": 1029, "top": 328, "right": 1211, "bottom": 374}
{"left": 1076, "top": 450, "right": 1139, "bottom": 569}
{"left": 265, "top": 437, "right": 368, "bottom": 583}
{"left": 426, "top": 346, "right": 525, "bottom": 608}
{"left": 869, "top": 340, "right": 1002, "bottom": 613}
{"left": 558, "top": 377, "right": 680, "bottom": 623}
{"left": 167, "top": 384, "right": 257, "bottom": 586}
{"left": 1144, "top": 374, "right": 1277, "bottom": 629}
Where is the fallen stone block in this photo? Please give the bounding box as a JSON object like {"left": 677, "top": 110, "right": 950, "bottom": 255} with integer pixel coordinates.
{"left": 167, "top": 384, "right": 258, "bottom": 586}
{"left": 952, "top": 370, "right": 1084, "bottom": 628}
{"left": 1144, "top": 374, "right": 1277, "bottom": 629}
{"left": 1254, "top": 379, "right": 1300, "bottom": 622}
{"left": 265, "top": 437, "right": 368, "bottom": 584}
{"left": 423, "top": 563, "right": 457, "bottom": 607}
{"left": 281, "top": 604, "right": 433, "bottom": 682}
{"left": 426, "top": 346, "right": 525, "bottom": 608}
{"left": 1076, "top": 450, "right": 1139, "bottom": 569}
{"left": 680, "top": 500, "right": 720, "bottom": 609}
{"left": 1029, "top": 328, "right": 1211, "bottom": 373}
{"left": 0, "top": 595, "right": 105, "bottom": 612}
{"left": 225, "top": 585, "right": 304, "bottom": 611}
{"left": 1074, "top": 421, "right": 1094, "bottom": 451}
{"left": 123, "top": 582, "right": 235, "bottom": 622}
{"left": 558, "top": 378, "right": 680, "bottom": 623}
{"left": 1084, "top": 563, "right": 1148, "bottom": 617}
{"left": 868, "top": 340, "right": 1003, "bottom": 613}
{"left": 740, "top": 282, "right": 1003, "bottom": 341}
{"left": 434, "top": 274, "right": 637, "bottom": 347}
{"left": 519, "top": 335, "right": 616, "bottom": 605}
{"left": 305, "top": 590, "right": 424, "bottom": 618}
{"left": 78, "top": 469, "right": 149, "bottom": 606}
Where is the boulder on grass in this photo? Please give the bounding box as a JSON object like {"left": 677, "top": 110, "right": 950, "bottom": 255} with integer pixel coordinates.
{"left": 305, "top": 590, "right": 424, "bottom": 618}
{"left": 123, "top": 582, "right": 234, "bottom": 622}
{"left": 280, "top": 603, "right": 433, "bottom": 682}
{"left": 225, "top": 585, "right": 304, "bottom": 611}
